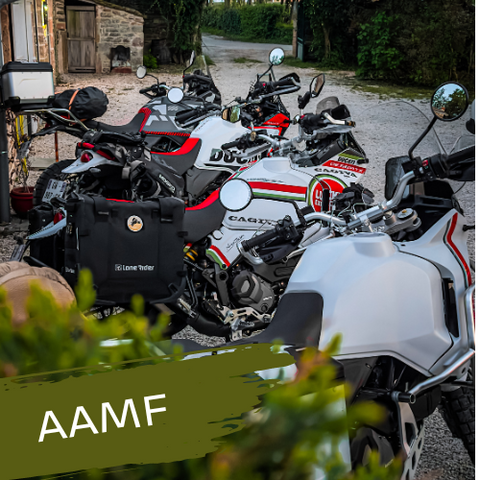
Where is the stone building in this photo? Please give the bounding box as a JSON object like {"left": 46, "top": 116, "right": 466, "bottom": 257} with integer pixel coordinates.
{"left": 53, "top": 0, "right": 144, "bottom": 74}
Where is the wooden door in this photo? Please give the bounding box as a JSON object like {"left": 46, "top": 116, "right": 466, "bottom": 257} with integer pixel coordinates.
{"left": 67, "top": 6, "right": 95, "bottom": 73}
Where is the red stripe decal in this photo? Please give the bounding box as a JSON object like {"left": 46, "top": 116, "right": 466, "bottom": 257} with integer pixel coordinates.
{"left": 138, "top": 107, "right": 151, "bottom": 132}
{"left": 249, "top": 182, "right": 307, "bottom": 195}
{"left": 446, "top": 213, "right": 472, "bottom": 286}
{"left": 143, "top": 131, "right": 190, "bottom": 137}
{"left": 106, "top": 198, "right": 134, "bottom": 203}
{"left": 210, "top": 245, "right": 230, "bottom": 266}
{"left": 186, "top": 190, "right": 219, "bottom": 211}
{"left": 152, "top": 137, "right": 199, "bottom": 156}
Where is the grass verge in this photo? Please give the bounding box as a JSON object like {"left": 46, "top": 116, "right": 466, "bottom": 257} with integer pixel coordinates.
{"left": 205, "top": 55, "right": 215, "bottom": 66}
{"left": 234, "top": 57, "right": 262, "bottom": 64}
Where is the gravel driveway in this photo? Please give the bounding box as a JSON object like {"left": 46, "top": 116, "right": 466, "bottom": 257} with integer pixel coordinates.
{"left": 0, "top": 33, "right": 474, "bottom": 479}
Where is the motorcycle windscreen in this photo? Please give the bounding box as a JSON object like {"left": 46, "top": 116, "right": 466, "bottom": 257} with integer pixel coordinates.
{"left": 356, "top": 100, "right": 448, "bottom": 202}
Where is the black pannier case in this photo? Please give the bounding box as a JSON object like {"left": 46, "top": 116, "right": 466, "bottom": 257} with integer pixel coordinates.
{"left": 64, "top": 195, "right": 185, "bottom": 305}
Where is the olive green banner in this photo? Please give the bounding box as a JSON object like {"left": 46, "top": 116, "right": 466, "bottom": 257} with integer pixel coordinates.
{"left": 0, "top": 343, "right": 295, "bottom": 480}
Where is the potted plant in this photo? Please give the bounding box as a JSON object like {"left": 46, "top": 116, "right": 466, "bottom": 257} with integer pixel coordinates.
{"left": 10, "top": 121, "right": 34, "bottom": 218}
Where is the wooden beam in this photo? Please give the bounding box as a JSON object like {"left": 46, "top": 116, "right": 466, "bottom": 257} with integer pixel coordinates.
{"left": 1, "top": 5, "right": 13, "bottom": 64}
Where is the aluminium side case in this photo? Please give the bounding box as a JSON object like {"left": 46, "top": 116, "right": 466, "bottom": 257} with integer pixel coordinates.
{"left": 283, "top": 232, "right": 452, "bottom": 375}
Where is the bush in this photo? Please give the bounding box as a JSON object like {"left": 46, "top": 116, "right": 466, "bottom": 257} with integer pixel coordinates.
{"left": 0, "top": 271, "right": 402, "bottom": 479}
{"left": 143, "top": 53, "right": 158, "bottom": 70}
{"left": 356, "top": 12, "right": 403, "bottom": 80}
{"left": 222, "top": 8, "right": 242, "bottom": 35}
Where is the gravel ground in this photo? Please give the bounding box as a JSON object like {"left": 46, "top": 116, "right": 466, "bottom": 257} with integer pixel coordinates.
{"left": 0, "top": 33, "right": 474, "bottom": 479}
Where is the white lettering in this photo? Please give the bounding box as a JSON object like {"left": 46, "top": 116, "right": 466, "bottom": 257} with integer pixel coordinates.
{"left": 102, "top": 399, "right": 141, "bottom": 432}
{"left": 69, "top": 406, "right": 99, "bottom": 437}
{"left": 144, "top": 394, "right": 166, "bottom": 426}
{"left": 38, "top": 411, "right": 68, "bottom": 443}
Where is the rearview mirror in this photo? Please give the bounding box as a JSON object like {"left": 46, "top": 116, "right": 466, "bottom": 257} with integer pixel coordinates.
{"left": 431, "top": 82, "right": 469, "bottom": 122}
{"left": 310, "top": 74, "right": 325, "bottom": 98}
{"left": 219, "top": 179, "right": 253, "bottom": 211}
{"left": 269, "top": 47, "right": 285, "bottom": 66}
{"left": 188, "top": 51, "right": 196, "bottom": 68}
{"left": 167, "top": 87, "right": 184, "bottom": 104}
{"left": 221, "top": 106, "right": 241, "bottom": 123}
{"left": 136, "top": 66, "right": 147, "bottom": 79}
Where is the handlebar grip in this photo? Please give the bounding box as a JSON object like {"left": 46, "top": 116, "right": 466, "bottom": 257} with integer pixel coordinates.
{"left": 176, "top": 110, "right": 198, "bottom": 123}
{"left": 221, "top": 140, "right": 240, "bottom": 150}
{"left": 299, "top": 113, "right": 325, "bottom": 128}
{"left": 425, "top": 145, "right": 475, "bottom": 181}
{"left": 446, "top": 145, "right": 475, "bottom": 165}
{"left": 139, "top": 87, "right": 151, "bottom": 94}
{"left": 272, "top": 76, "right": 295, "bottom": 88}
{"left": 242, "top": 228, "right": 279, "bottom": 252}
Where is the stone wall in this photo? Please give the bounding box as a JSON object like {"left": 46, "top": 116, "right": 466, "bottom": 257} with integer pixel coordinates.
{"left": 143, "top": 14, "right": 168, "bottom": 54}
{"left": 95, "top": 4, "right": 144, "bottom": 74}
{"left": 53, "top": 0, "right": 144, "bottom": 75}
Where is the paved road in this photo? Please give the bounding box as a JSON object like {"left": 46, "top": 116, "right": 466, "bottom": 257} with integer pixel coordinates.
{"left": 202, "top": 33, "right": 292, "bottom": 63}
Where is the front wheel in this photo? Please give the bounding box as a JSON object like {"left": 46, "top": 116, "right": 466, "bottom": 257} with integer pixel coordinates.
{"left": 33, "top": 159, "right": 75, "bottom": 206}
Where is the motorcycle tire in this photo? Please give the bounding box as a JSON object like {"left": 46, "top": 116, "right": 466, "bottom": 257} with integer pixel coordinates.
{"left": 439, "top": 369, "right": 475, "bottom": 464}
{"left": 33, "top": 159, "right": 75, "bottom": 206}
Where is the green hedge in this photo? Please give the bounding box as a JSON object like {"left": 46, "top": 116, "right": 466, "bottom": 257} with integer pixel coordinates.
{"left": 202, "top": 4, "right": 293, "bottom": 44}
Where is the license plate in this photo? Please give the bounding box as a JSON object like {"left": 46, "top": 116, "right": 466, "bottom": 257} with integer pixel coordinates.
{"left": 42, "top": 179, "right": 67, "bottom": 204}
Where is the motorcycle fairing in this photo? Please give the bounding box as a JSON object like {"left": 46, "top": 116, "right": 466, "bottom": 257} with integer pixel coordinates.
{"left": 184, "top": 191, "right": 226, "bottom": 244}
{"left": 255, "top": 112, "right": 291, "bottom": 136}
{"left": 397, "top": 209, "right": 474, "bottom": 376}
{"left": 283, "top": 232, "right": 452, "bottom": 375}
{"left": 151, "top": 137, "right": 203, "bottom": 175}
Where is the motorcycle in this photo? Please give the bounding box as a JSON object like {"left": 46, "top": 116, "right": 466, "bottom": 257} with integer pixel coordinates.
{"left": 19, "top": 86, "right": 366, "bottom": 339}
{"left": 170, "top": 81, "right": 475, "bottom": 478}
{"left": 32, "top": 48, "right": 303, "bottom": 206}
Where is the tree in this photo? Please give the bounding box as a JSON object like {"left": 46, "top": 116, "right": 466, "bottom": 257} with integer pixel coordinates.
{"left": 302, "top": 0, "right": 354, "bottom": 60}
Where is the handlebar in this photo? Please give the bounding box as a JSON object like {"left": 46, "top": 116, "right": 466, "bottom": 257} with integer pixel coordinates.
{"left": 221, "top": 139, "right": 242, "bottom": 150}
{"left": 427, "top": 146, "right": 475, "bottom": 180}
{"left": 241, "top": 227, "right": 281, "bottom": 252}
{"left": 183, "top": 74, "right": 214, "bottom": 83}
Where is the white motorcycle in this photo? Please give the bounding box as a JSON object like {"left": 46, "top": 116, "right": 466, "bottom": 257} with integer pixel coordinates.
{"left": 199, "top": 81, "right": 474, "bottom": 478}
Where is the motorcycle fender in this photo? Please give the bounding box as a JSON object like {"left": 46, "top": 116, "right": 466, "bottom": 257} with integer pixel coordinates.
{"left": 62, "top": 151, "right": 119, "bottom": 174}
{"left": 27, "top": 218, "right": 66, "bottom": 240}
{"left": 283, "top": 233, "right": 452, "bottom": 374}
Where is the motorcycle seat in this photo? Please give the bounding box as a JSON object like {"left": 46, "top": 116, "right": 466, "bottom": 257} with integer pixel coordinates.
{"left": 84, "top": 112, "right": 145, "bottom": 134}
{"left": 151, "top": 138, "right": 202, "bottom": 176}
{"left": 184, "top": 190, "right": 225, "bottom": 243}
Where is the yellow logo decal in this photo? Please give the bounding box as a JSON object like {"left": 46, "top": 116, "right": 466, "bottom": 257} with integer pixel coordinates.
{"left": 127, "top": 215, "right": 143, "bottom": 232}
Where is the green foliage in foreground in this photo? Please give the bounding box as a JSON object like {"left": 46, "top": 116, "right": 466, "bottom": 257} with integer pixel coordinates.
{"left": 0, "top": 271, "right": 402, "bottom": 480}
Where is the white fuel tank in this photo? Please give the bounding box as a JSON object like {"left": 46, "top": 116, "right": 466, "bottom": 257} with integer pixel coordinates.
{"left": 284, "top": 233, "right": 452, "bottom": 374}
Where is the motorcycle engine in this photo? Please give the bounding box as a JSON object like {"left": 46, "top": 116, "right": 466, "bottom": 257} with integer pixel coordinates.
{"left": 231, "top": 271, "right": 275, "bottom": 313}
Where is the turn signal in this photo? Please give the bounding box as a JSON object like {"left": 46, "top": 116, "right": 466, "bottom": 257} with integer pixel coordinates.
{"left": 80, "top": 152, "right": 92, "bottom": 163}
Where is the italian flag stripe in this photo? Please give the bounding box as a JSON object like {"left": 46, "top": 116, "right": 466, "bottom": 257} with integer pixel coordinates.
{"left": 249, "top": 182, "right": 307, "bottom": 195}
{"left": 252, "top": 191, "right": 305, "bottom": 201}
{"left": 207, "top": 245, "right": 230, "bottom": 268}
